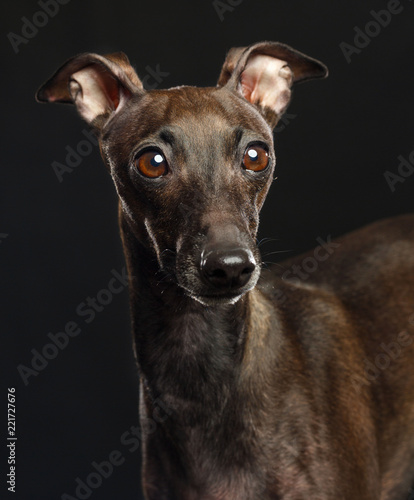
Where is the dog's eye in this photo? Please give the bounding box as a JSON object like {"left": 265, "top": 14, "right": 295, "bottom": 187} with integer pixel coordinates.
{"left": 134, "top": 151, "right": 168, "bottom": 178}
{"left": 242, "top": 146, "right": 269, "bottom": 172}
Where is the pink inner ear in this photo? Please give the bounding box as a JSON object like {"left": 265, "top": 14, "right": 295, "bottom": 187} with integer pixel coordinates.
{"left": 240, "top": 54, "right": 292, "bottom": 117}
{"left": 70, "top": 66, "right": 120, "bottom": 123}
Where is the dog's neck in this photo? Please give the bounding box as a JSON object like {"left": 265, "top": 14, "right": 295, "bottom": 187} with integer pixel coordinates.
{"left": 119, "top": 215, "right": 294, "bottom": 497}
{"left": 120, "top": 216, "right": 250, "bottom": 417}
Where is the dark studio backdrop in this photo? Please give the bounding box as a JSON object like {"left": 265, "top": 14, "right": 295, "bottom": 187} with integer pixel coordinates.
{"left": 2, "top": 0, "right": 414, "bottom": 498}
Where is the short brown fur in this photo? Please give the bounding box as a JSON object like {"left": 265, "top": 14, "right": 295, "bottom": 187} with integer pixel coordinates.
{"left": 37, "top": 42, "right": 414, "bottom": 499}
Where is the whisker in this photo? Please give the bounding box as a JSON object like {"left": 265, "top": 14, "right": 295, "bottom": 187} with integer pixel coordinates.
{"left": 261, "top": 262, "right": 286, "bottom": 270}
{"left": 261, "top": 249, "right": 292, "bottom": 258}
{"left": 257, "top": 237, "right": 280, "bottom": 247}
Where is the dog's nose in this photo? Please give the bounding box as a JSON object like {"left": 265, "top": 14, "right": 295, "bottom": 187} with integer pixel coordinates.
{"left": 200, "top": 248, "right": 256, "bottom": 290}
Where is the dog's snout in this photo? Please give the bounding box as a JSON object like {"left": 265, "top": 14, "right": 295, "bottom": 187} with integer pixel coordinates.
{"left": 200, "top": 248, "right": 256, "bottom": 290}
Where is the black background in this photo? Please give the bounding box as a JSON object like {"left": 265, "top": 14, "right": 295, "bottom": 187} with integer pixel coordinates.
{"left": 2, "top": 1, "right": 414, "bottom": 499}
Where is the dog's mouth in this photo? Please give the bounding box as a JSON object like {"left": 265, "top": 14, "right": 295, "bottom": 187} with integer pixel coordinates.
{"left": 180, "top": 285, "right": 246, "bottom": 306}
{"left": 193, "top": 290, "right": 249, "bottom": 306}
{"left": 176, "top": 262, "right": 261, "bottom": 306}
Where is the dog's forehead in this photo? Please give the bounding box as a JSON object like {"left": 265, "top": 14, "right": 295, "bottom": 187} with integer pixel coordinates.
{"left": 137, "top": 86, "right": 271, "bottom": 142}
{"left": 103, "top": 86, "right": 273, "bottom": 165}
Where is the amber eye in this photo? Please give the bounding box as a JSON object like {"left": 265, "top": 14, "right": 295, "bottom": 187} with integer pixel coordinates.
{"left": 134, "top": 150, "right": 168, "bottom": 178}
{"left": 242, "top": 146, "right": 269, "bottom": 172}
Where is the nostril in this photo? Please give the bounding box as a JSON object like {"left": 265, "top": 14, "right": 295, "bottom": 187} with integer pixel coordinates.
{"left": 240, "top": 267, "right": 253, "bottom": 278}
{"left": 207, "top": 268, "right": 227, "bottom": 280}
{"left": 241, "top": 265, "right": 254, "bottom": 276}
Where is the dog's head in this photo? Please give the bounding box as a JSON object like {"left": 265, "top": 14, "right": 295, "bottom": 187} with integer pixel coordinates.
{"left": 37, "top": 42, "right": 327, "bottom": 305}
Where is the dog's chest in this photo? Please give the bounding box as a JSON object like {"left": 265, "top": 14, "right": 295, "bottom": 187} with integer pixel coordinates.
{"left": 166, "top": 427, "right": 326, "bottom": 500}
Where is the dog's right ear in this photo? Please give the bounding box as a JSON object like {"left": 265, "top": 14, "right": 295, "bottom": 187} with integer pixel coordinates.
{"left": 36, "top": 52, "right": 144, "bottom": 130}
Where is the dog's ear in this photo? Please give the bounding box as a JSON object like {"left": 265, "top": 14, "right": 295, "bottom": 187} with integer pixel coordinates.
{"left": 217, "top": 41, "right": 328, "bottom": 128}
{"left": 36, "top": 52, "right": 143, "bottom": 129}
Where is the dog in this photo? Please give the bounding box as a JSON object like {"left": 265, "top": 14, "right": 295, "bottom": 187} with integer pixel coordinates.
{"left": 37, "top": 41, "right": 414, "bottom": 499}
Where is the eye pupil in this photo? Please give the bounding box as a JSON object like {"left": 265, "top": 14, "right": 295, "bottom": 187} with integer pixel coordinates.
{"left": 243, "top": 146, "right": 269, "bottom": 172}
{"left": 135, "top": 150, "right": 168, "bottom": 178}
{"left": 151, "top": 154, "right": 164, "bottom": 167}
{"left": 248, "top": 149, "right": 259, "bottom": 161}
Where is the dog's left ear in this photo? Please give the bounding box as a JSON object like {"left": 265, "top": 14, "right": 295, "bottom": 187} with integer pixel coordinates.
{"left": 217, "top": 41, "right": 328, "bottom": 128}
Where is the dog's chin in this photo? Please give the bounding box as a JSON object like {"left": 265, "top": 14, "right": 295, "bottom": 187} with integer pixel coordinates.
{"left": 180, "top": 277, "right": 259, "bottom": 307}
{"left": 190, "top": 292, "right": 244, "bottom": 307}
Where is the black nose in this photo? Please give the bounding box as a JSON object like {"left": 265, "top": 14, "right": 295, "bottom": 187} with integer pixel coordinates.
{"left": 200, "top": 248, "right": 256, "bottom": 290}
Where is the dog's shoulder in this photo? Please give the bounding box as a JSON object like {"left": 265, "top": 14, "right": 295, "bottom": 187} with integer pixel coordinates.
{"left": 262, "top": 214, "right": 414, "bottom": 311}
